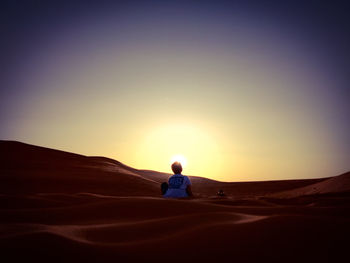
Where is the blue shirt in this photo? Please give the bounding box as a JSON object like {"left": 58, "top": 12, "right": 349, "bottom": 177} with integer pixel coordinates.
{"left": 164, "top": 174, "right": 192, "bottom": 198}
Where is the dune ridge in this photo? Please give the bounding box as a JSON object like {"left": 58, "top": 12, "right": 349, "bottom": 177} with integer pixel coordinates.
{"left": 1, "top": 140, "right": 349, "bottom": 262}
{"left": 1, "top": 140, "right": 341, "bottom": 197}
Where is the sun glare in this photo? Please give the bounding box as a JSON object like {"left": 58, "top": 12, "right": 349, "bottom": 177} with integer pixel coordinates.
{"left": 133, "top": 123, "right": 222, "bottom": 180}
{"left": 170, "top": 154, "right": 187, "bottom": 168}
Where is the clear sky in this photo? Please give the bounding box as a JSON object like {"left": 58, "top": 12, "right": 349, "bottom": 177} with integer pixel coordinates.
{"left": 1, "top": 0, "right": 349, "bottom": 181}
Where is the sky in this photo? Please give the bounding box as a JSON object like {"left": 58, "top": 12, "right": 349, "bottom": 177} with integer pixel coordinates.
{"left": 1, "top": 0, "right": 349, "bottom": 181}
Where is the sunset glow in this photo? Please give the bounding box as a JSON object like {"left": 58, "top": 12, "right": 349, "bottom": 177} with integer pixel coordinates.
{"left": 170, "top": 155, "right": 187, "bottom": 168}
{"left": 1, "top": 1, "right": 349, "bottom": 181}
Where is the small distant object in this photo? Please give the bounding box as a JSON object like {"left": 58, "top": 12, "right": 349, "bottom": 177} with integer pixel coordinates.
{"left": 217, "top": 189, "right": 225, "bottom": 197}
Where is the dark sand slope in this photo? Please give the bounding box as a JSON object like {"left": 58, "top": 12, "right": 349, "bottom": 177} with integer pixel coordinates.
{"left": 271, "top": 172, "right": 350, "bottom": 197}
{"left": 1, "top": 141, "right": 349, "bottom": 263}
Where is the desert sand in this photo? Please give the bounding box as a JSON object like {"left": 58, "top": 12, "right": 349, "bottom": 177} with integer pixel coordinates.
{"left": 0, "top": 140, "right": 349, "bottom": 262}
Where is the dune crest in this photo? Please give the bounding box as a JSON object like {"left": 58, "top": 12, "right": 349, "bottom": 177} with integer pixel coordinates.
{"left": 1, "top": 140, "right": 349, "bottom": 262}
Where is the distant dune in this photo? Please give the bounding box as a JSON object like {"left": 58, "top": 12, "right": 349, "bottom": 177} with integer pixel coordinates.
{"left": 0, "top": 140, "right": 349, "bottom": 263}
{"left": 1, "top": 140, "right": 343, "bottom": 197}
{"left": 271, "top": 171, "right": 350, "bottom": 198}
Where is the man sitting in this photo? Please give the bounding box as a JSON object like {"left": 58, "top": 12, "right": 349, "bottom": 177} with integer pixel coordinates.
{"left": 161, "top": 162, "right": 193, "bottom": 198}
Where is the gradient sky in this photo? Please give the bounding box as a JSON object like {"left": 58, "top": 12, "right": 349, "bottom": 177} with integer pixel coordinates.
{"left": 1, "top": 0, "right": 349, "bottom": 181}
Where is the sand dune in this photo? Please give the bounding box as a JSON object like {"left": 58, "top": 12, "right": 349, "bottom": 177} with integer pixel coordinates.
{"left": 0, "top": 141, "right": 159, "bottom": 196}
{"left": 0, "top": 140, "right": 330, "bottom": 197}
{"left": 1, "top": 140, "right": 349, "bottom": 262}
{"left": 271, "top": 171, "right": 350, "bottom": 198}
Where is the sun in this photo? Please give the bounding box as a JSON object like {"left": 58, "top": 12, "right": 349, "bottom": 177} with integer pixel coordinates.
{"left": 170, "top": 154, "right": 187, "bottom": 168}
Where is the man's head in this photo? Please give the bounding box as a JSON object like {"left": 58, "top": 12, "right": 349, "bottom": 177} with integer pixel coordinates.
{"left": 171, "top": 162, "right": 183, "bottom": 174}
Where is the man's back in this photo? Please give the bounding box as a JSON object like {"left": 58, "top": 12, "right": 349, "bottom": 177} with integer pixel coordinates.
{"left": 163, "top": 173, "right": 191, "bottom": 198}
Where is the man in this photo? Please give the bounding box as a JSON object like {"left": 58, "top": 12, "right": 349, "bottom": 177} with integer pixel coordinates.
{"left": 162, "top": 162, "right": 193, "bottom": 198}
